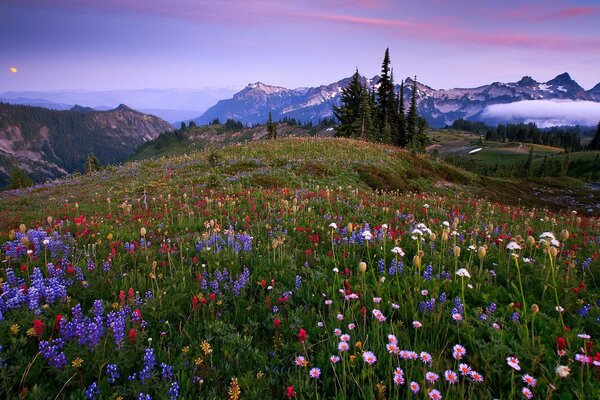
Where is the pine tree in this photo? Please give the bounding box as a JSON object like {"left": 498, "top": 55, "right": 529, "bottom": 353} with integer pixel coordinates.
{"left": 561, "top": 152, "right": 570, "bottom": 177}
{"left": 85, "top": 153, "right": 102, "bottom": 173}
{"left": 589, "top": 121, "right": 600, "bottom": 150}
{"left": 7, "top": 166, "right": 33, "bottom": 190}
{"left": 267, "top": 112, "right": 277, "bottom": 139}
{"left": 395, "top": 80, "right": 407, "bottom": 147}
{"left": 524, "top": 146, "right": 533, "bottom": 176}
{"left": 376, "top": 48, "right": 397, "bottom": 143}
{"left": 538, "top": 156, "right": 548, "bottom": 177}
{"left": 591, "top": 153, "right": 599, "bottom": 181}
{"left": 406, "top": 77, "right": 421, "bottom": 151}
{"left": 356, "top": 88, "right": 376, "bottom": 140}
{"left": 333, "top": 70, "right": 364, "bottom": 138}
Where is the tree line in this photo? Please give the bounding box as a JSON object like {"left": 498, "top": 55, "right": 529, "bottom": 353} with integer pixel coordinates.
{"left": 332, "top": 48, "right": 429, "bottom": 152}
{"left": 449, "top": 119, "right": 600, "bottom": 152}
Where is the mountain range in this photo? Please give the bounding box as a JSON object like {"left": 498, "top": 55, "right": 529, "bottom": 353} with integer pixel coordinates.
{"left": 0, "top": 88, "right": 237, "bottom": 123}
{"left": 191, "top": 73, "right": 600, "bottom": 128}
{"left": 0, "top": 103, "right": 172, "bottom": 187}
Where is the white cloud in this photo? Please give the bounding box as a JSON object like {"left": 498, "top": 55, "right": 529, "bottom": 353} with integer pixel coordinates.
{"left": 481, "top": 100, "right": 600, "bottom": 127}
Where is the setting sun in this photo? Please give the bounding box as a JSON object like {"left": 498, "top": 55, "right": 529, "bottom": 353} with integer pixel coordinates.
{"left": 10, "top": 67, "right": 17, "bottom": 73}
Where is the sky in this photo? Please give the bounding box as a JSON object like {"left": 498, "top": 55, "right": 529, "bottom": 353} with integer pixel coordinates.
{"left": 1, "top": 0, "right": 599, "bottom": 92}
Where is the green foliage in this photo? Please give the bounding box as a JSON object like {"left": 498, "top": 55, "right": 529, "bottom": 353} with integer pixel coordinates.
{"left": 589, "top": 121, "right": 600, "bottom": 150}
{"left": 266, "top": 112, "right": 277, "bottom": 139}
{"left": 6, "top": 165, "right": 33, "bottom": 189}
{"left": 84, "top": 153, "right": 102, "bottom": 174}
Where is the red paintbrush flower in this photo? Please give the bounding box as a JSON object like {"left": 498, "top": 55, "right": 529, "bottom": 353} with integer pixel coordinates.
{"left": 286, "top": 386, "right": 296, "bottom": 398}
{"left": 129, "top": 329, "right": 137, "bottom": 344}
{"left": 298, "top": 328, "right": 307, "bottom": 343}
{"left": 33, "top": 319, "right": 44, "bottom": 337}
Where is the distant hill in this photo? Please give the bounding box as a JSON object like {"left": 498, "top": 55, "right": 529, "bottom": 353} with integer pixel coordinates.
{"left": 0, "top": 103, "right": 173, "bottom": 187}
{"left": 0, "top": 87, "right": 238, "bottom": 123}
{"left": 190, "top": 73, "right": 600, "bottom": 128}
{"left": 130, "top": 120, "right": 336, "bottom": 161}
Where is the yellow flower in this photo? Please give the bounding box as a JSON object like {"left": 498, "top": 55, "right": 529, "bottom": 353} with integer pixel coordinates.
{"left": 228, "top": 377, "right": 241, "bottom": 400}
{"left": 10, "top": 324, "right": 20, "bottom": 335}
{"left": 26, "top": 328, "right": 36, "bottom": 337}
{"left": 201, "top": 340, "right": 213, "bottom": 355}
{"left": 182, "top": 346, "right": 190, "bottom": 354}
{"left": 72, "top": 358, "right": 84, "bottom": 368}
{"left": 107, "top": 233, "right": 113, "bottom": 240}
{"left": 256, "top": 371, "right": 265, "bottom": 379}
{"left": 194, "top": 357, "right": 204, "bottom": 367}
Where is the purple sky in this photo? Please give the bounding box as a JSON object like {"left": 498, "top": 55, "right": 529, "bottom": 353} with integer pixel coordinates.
{"left": 2, "top": 0, "right": 599, "bottom": 91}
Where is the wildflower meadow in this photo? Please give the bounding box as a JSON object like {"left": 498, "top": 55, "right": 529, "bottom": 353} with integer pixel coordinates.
{"left": 0, "top": 138, "right": 598, "bottom": 399}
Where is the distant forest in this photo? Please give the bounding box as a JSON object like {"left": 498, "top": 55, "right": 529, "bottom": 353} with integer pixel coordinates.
{"left": 448, "top": 118, "right": 596, "bottom": 151}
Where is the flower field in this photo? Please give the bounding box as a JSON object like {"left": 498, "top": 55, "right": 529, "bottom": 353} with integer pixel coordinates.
{"left": 0, "top": 138, "right": 598, "bottom": 399}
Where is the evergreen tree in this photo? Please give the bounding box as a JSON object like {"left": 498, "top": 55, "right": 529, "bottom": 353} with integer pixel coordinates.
{"left": 333, "top": 70, "right": 364, "bottom": 138}
{"left": 406, "top": 77, "right": 419, "bottom": 148}
{"left": 180, "top": 122, "right": 186, "bottom": 130}
{"left": 376, "top": 48, "right": 398, "bottom": 143}
{"left": 85, "top": 153, "right": 102, "bottom": 174}
{"left": 561, "top": 152, "right": 570, "bottom": 177}
{"left": 188, "top": 120, "right": 197, "bottom": 128}
{"left": 538, "top": 156, "right": 548, "bottom": 177}
{"left": 376, "top": 49, "right": 393, "bottom": 124}
{"left": 267, "top": 112, "right": 277, "bottom": 139}
{"left": 591, "top": 153, "right": 600, "bottom": 181}
{"left": 7, "top": 166, "right": 33, "bottom": 190}
{"left": 356, "top": 88, "right": 376, "bottom": 140}
{"left": 395, "top": 80, "right": 407, "bottom": 147}
{"left": 524, "top": 146, "right": 534, "bottom": 176}
{"left": 589, "top": 121, "right": 600, "bottom": 150}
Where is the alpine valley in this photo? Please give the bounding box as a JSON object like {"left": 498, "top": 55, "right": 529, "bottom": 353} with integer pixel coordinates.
{"left": 0, "top": 103, "right": 173, "bottom": 186}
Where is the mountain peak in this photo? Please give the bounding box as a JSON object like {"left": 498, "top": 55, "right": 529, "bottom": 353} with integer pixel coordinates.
{"left": 115, "top": 103, "right": 134, "bottom": 111}
{"left": 547, "top": 72, "right": 574, "bottom": 85}
{"left": 70, "top": 104, "right": 94, "bottom": 113}
{"left": 246, "top": 82, "right": 286, "bottom": 94}
{"left": 517, "top": 76, "right": 538, "bottom": 86}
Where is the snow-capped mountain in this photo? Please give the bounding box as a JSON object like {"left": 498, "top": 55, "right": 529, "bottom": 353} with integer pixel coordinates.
{"left": 191, "top": 73, "right": 600, "bottom": 128}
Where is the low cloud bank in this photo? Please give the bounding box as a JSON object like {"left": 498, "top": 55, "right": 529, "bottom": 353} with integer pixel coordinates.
{"left": 481, "top": 100, "right": 600, "bottom": 127}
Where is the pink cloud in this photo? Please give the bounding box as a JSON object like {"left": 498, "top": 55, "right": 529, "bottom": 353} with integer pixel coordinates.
{"left": 295, "top": 11, "right": 600, "bottom": 53}
{"left": 503, "top": 5, "right": 599, "bottom": 21}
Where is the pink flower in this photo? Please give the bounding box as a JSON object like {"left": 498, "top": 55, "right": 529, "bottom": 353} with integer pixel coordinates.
{"left": 362, "top": 351, "right": 377, "bottom": 364}
{"left": 444, "top": 370, "right": 458, "bottom": 384}
{"left": 425, "top": 371, "right": 439, "bottom": 383}
{"left": 338, "top": 341, "right": 350, "bottom": 352}
{"left": 522, "top": 387, "right": 533, "bottom": 399}
{"left": 393, "top": 374, "right": 405, "bottom": 385}
{"left": 420, "top": 352, "right": 433, "bottom": 364}
{"left": 309, "top": 367, "right": 321, "bottom": 379}
{"left": 506, "top": 356, "right": 521, "bottom": 371}
{"left": 470, "top": 371, "right": 484, "bottom": 383}
{"left": 294, "top": 356, "right": 307, "bottom": 367}
{"left": 386, "top": 343, "right": 399, "bottom": 354}
{"left": 330, "top": 355, "right": 340, "bottom": 364}
{"left": 409, "top": 381, "right": 420, "bottom": 394}
{"left": 522, "top": 374, "right": 537, "bottom": 387}
{"left": 452, "top": 344, "right": 466, "bottom": 360}
{"left": 429, "top": 389, "right": 443, "bottom": 400}
{"left": 458, "top": 363, "right": 471, "bottom": 376}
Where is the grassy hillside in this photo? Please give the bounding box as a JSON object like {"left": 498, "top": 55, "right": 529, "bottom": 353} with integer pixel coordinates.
{"left": 0, "top": 137, "right": 598, "bottom": 399}
{"left": 2, "top": 138, "right": 598, "bottom": 228}
{"left": 130, "top": 122, "right": 335, "bottom": 161}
